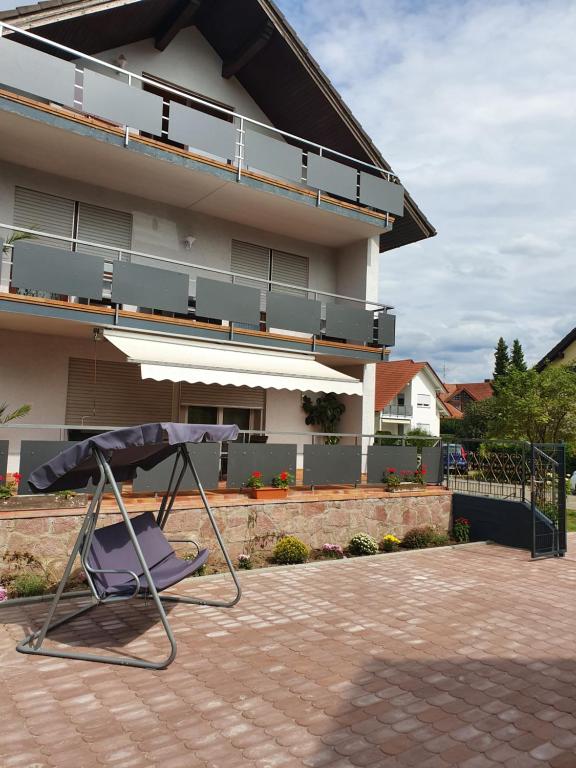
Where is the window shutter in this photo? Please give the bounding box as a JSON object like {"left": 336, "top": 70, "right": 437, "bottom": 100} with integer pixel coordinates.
{"left": 13, "top": 187, "right": 75, "bottom": 248}
{"left": 180, "top": 382, "right": 264, "bottom": 410}
{"left": 271, "top": 250, "right": 308, "bottom": 296}
{"left": 76, "top": 202, "right": 133, "bottom": 258}
{"left": 65, "top": 358, "right": 173, "bottom": 427}
{"left": 231, "top": 239, "right": 269, "bottom": 287}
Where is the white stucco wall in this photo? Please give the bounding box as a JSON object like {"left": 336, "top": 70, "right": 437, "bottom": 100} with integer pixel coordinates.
{"left": 90, "top": 28, "right": 273, "bottom": 127}
{"left": 0, "top": 160, "right": 337, "bottom": 294}
{"left": 378, "top": 370, "right": 442, "bottom": 437}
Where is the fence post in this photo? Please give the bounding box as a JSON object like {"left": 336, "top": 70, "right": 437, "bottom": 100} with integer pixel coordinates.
{"left": 558, "top": 443, "right": 567, "bottom": 556}
{"left": 530, "top": 443, "right": 536, "bottom": 558}
{"left": 521, "top": 442, "right": 526, "bottom": 504}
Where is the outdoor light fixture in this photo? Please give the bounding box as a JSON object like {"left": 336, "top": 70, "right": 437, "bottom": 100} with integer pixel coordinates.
{"left": 93, "top": 327, "right": 104, "bottom": 342}
{"left": 183, "top": 235, "right": 196, "bottom": 249}
{"left": 113, "top": 53, "right": 127, "bottom": 69}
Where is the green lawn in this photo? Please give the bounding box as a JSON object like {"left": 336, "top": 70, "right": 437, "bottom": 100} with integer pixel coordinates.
{"left": 567, "top": 508, "right": 576, "bottom": 532}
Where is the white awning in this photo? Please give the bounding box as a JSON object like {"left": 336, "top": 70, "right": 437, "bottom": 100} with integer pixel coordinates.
{"left": 104, "top": 330, "right": 363, "bottom": 396}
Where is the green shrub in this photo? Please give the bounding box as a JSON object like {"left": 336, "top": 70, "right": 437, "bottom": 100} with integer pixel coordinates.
{"left": 401, "top": 526, "right": 438, "bottom": 549}
{"left": 11, "top": 573, "right": 49, "bottom": 597}
{"left": 273, "top": 535, "right": 309, "bottom": 565}
{"left": 348, "top": 533, "right": 378, "bottom": 557}
{"left": 431, "top": 533, "right": 451, "bottom": 547}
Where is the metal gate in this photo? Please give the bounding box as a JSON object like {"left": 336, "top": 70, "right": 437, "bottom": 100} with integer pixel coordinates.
{"left": 531, "top": 444, "right": 567, "bottom": 558}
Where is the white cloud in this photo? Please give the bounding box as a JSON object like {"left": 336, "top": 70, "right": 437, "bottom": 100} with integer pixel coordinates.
{"left": 278, "top": 0, "right": 576, "bottom": 381}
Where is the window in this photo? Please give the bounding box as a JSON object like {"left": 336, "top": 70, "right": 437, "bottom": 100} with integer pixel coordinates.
{"left": 231, "top": 239, "right": 309, "bottom": 296}
{"left": 397, "top": 393, "right": 405, "bottom": 407}
{"left": 14, "top": 187, "right": 133, "bottom": 257}
{"left": 417, "top": 393, "right": 431, "bottom": 408}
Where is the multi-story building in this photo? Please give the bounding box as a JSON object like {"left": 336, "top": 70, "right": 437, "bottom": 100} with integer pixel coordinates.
{"left": 375, "top": 360, "right": 448, "bottom": 437}
{"left": 0, "top": 0, "right": 435, "bottom": 468}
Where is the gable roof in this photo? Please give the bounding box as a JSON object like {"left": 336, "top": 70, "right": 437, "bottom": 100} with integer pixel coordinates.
{"left": 439, "top": 398, "right": 464, "bottom": 419}
{"left": 375, "top": 359, "right": 445, "bottom": 411}
{"left": 0, "top": 0, "right": 435, "bottom": 254}
{"left": 535, "top": 327, "right": 576, "bottom": 371}
{"left": 443, "top": 382, "right": 494, "bottom": 402}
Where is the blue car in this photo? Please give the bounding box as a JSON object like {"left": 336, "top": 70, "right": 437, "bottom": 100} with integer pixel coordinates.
{"left": 443, "top": 443, "right": 468, "bottom": 471}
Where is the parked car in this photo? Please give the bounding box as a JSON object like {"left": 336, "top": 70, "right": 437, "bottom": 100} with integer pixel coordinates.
{"left": 443, "top": 443, "right": 468, "bottom": 471}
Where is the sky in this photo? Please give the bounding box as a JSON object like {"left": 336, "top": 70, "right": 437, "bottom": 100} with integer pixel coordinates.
{"left": 0, "top": 0, "right": 573, "bottom": 381}
{"left": 274, "top": 0, "right": 575, "bottom": 382}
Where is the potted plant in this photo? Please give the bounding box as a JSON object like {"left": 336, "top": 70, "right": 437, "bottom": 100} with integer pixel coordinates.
{"left": 245, "top": 470, "right": 293, "bottom": 500}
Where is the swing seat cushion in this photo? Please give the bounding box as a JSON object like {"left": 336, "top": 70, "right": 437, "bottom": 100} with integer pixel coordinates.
{"left": 87, "top": 512, "right": 208, "bottom": 596}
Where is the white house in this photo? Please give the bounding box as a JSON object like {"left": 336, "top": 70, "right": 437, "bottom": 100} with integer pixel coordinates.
{"left": 375, "top": 360, "right": 448, "bottom": 437}
{"left": 0, "top": 0, "right": 435, "bottom": 469}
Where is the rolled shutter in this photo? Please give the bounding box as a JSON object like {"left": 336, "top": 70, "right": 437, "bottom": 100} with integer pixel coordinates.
{"left": 13, "top": 187, "right": 75, "bottom": 248}
{"left": 271, "top": 250, "right": 308, "bottom": 297}
{"left": 65, "top": 358, "right": 173, "bottom": 427}
{"left": 180, "top": 382, "right": 265, "bottom": 410}
{"left": 76, "top": 202, "right": 133, "bottom": 258}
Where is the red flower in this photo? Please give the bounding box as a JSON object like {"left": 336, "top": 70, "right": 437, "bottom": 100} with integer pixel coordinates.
{"left": 0, "top": 475, "right": 4, "bottom": 483}
{"left": 280, "top": 471, "right": 288, "bottom": 481}
{"left": 420, "top": 467, "right": 427, "bottom": 475}
{"left": 251, "top": 471, "right": 262, "bottom": 478}
{"left": 387, "top": 467, "right": 396, "bottom": 473}
{"left": 13, "top": 473, "right": 22, "bottom": 481}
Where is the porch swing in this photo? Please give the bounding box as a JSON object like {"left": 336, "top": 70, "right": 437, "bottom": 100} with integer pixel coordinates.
{"left": 16, "top": 422, "right": 242, "bottom": 669}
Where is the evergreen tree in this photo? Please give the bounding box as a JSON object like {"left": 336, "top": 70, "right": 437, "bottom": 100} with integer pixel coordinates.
{"left": 493, "top": 337, "right": 510, "bottom": 380}
{"left": 511, "top": 339, "right": 527, "bottom": 372}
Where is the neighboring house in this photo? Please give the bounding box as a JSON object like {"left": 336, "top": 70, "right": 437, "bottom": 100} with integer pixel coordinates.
{"left": 375, "top": 360, "right": 448, "bottom": 437}
{"left": 439, "top": 381, "right": 494, "bottom": 419}
{"left": 0, "top": 0, "right": 434, "bottom": 467}
{"left": 535, "top": 328, "right": 576, "bottom": 371}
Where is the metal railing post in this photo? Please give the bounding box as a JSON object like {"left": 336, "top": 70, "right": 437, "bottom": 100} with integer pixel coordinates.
{"left": 558, "top": 443, "right": 567, "bottom": 555}
{"left": 530, "top": 443, "right": 536, "bottom": 558}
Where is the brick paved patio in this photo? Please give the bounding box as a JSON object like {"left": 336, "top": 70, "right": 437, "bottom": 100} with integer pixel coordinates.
{"left": 2, "top": 539, "right": 576, "bottom": 768}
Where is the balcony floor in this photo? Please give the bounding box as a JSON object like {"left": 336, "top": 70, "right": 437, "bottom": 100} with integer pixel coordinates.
{"left": 2, "top": 538, "right": 576, "bottom": 766}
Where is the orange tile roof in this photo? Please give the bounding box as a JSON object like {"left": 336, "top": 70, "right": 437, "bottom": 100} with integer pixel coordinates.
{"left": 375, "top": 360, "right": 427, "bottom": 410}
{"left": 438, "top": 396, "right": 464, "bottom": 419}
{"left": 445, "top": 382, "right": 494, "bottom": 402}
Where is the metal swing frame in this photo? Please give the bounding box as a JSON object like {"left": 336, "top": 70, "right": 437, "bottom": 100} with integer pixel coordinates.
{"left": 16, "top": 443, "right": 241, "bottom": 669}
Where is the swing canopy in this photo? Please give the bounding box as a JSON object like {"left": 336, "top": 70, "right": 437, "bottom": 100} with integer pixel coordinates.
{"left": 28, "top": 422, "right": 239, "bottom": 493}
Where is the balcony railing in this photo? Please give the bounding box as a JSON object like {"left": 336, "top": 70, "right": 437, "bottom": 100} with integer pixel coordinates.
{"left": 380, "top": 404, "right": 413, "bottom": 419}
{"left": 0, "top": 21, "right": 404, "bottom": 222}
{"left": 0, "top": 223, "right": 396, "bottom": 349}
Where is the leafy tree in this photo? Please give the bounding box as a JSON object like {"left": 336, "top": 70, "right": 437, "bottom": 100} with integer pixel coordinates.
{"left": 489, "top": 366, "right": 576, "bottom": 444}
{"left": 0, "top": 402, "right": 31, "bottom": 424}
{"left": 510, "top": 339, "right": 527, "bottom": 372}
{"left": 302, "top": 393, "right": 345, "bottom": 444}
{"left": 460, "top": 399, "right": 494, "bottom": 440}
{"left": 493, "top": 337, "right": 510, "bottom": 380}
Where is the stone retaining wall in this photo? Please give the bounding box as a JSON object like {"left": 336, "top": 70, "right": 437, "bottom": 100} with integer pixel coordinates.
{"left": 0, "top": 490, "right": 452, "bottom": 569}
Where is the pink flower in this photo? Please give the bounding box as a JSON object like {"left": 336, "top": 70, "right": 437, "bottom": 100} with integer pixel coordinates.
{"left": 0, "top": 586, "right": 7, "bottom": 602}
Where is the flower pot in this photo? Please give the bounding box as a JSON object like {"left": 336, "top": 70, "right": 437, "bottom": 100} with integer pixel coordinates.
{"left": 385, "top": 482, "right": 425, "bottom": 493}
{"left": 248, "top": 487, "right": 288, "bottom": 500}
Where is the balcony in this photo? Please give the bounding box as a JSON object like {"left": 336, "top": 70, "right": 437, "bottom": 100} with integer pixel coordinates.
{"left": 0, "top": 223, "right": 396, "bottom": 360}
{"left": 379, "top": 404, "right": 413, "bottom": 419}
{"left": 0, "top": 22, "right": 404, "bottom": 248}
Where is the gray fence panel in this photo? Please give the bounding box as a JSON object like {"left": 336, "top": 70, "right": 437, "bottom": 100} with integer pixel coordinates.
{"left": 12, "top": 242, "right": 104, "bottom": 300}
{"left": 111, "top": 261, "right": 190, "bottom": 313}
{"left": 82, "top": 69, "right": 163, "bottom": 135}
{"left": 359, "top": 173, "right": 405, "bottom": 216}
{"left": 0, "top": 440, "right": 8, "bottom": 481}
{"left": 132, "top": 444, "right": 220, "bottom": 492}
{"left": 168, "top": 102, "right": 237, "bottom": 160}
{"left": 378, "top": 313, "right": 396, "bottom": 346}
{"left": 303, "top": 445, "right": 362, "bottom": 486}
{"left": 325, "top": 304, "right": 374, "bottom": 343}
{"left": 367, "top": 446, "right": 418, "bottom": 483}
{"left": 227, "top": 443, "right": 297, "bottom": 488}
{"left": 307, "top": 154, "right": 358, "bottom": 201}
{"left": 195, "top": 277, "right": 261, "bottom": 325}
{"left": 422, "top": 446, "right": 443, "bottom": 485}
{"left": 266, "top": 292, "right": 322, "bottom": 334}
{"left": 0, "top": 38, "right": 76, "bottom": 107}
{"left": 244, "top": 130, "right": 302, "bottom": 182}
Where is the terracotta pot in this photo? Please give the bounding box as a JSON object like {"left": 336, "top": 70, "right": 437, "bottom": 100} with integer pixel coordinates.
{"left": 386, "top": 482, "right": 425, "bottom": 493}
{"left": 248, "top": 487, "right": 288, "bottom": 500}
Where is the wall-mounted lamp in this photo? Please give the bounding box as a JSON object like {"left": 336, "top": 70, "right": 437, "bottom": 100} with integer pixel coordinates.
{"left": 183, "top": 235, "right": 196, "bottom": 249}
{"left": 93, "top": 327, "right": 104, "bottom": 342}
{"left": 114, "top": 53, "right": 127, "bottom": 69}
